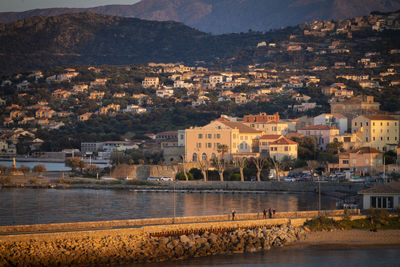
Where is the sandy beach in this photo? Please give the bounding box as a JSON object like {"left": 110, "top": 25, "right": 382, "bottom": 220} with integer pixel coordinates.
{"left": 289, "top": 229, "right": 400, "bottom": 249}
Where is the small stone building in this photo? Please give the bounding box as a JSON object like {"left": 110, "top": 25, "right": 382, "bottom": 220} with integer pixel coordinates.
{"left": 358, "top": 182, "right": 400, "bottom": 209}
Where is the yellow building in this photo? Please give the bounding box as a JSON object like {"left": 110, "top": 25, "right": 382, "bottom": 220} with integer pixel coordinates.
{"left": 352, "top": 115, "right": 399, "bottom": 152}
{"left": 245, "top": 121, "right": 289, "bottom": 136}
{"left": 184, "top": 118, "right": 262, "bottom": 162}
{"left": 330, "top": 95, "right": 380, "bottom": 114}
{"left": 267, "top": 137, "right": 298, "bottom": 161}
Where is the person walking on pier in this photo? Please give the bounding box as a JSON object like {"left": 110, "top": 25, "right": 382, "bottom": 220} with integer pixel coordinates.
{"left": 232, "top": 209, "right": 236, "bottom": 221}
{"left": 263, "top": 208, "right": 267, "bottom": 219}
{"left": 268, "top": 208, "right": 272, "bottom": 218}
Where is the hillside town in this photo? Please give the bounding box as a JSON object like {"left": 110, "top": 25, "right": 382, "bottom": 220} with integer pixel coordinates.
{"left": 0, "top": 11, "right": 400, "bottom": 181}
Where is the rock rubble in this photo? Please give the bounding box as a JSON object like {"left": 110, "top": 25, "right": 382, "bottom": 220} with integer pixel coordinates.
{"left": 0, "top": 225, "right": 306, "bottom": 266}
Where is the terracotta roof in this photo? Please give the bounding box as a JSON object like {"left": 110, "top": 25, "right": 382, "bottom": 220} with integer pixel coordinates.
{"left": 359, "top": 182, "right": 400, "bottom": 194}
{"left": 219, "top": 121, "right": 262, "bottom": 134}
{"left": 330, "top": 113, "right": 347, "bottom": 119}
{"left": 361, "top": 115, "right": 397, "bottom": 121}
{"left": 269, "top": 137, "right": 298, "bottom": 145}
{"left": 299, "top": 125, "right": 338, "bottom": 131}
{"left": 260, "top": 135, "right": 282, "bottom": 140}
{"left": 341, "top": 147, "right": 382, "bottom": 155}
{"left": 286, "top": 132, "right": 304, "bottom": 138}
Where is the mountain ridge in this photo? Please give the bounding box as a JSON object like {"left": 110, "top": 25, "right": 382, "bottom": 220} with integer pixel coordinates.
{"left": 1, "top": 0, "right": 400, "bottom": 34}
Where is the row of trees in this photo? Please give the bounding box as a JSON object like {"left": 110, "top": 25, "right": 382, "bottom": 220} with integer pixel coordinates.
{"left": 180, "top": 155, "right": 282, "bottom": 182}
{"left": 0, "top": 164, "right": 47, "bottom": 176}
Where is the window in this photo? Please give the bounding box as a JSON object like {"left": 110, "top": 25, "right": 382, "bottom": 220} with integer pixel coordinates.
{"left": 387, "top": 137, "right": 389, "bottom": 141}
{"left": 198, "top": 134, "right": 203, "bottom": 139}
{"left": 360, "top": 122, "right": 363, "bottom": 127}
{"left": 207, "top": 134, "right": 212, "bottom": 139}
{"left": 381, "top": 122, "right": 383, "bottom": 126}
{"left": 233, "top": 134, "right": 236, "bottom": 139}
{"left": 344, "top": 137, "right": 351, "bottom": 142}
{"left": 284, "top": 146, "right": 289, "bottom": 151}
{"left": 387, "top": 122, "right": 389, "bottom": 126}
{"left": 217, "top": 134, "right": 220, "bottom": 139}
{"left": 366, "top": 137, "right": 368, "bottom": 142}
{"left": 373, "top": 122, "right": 375, "bottom": 126}
{"left": 373, "top": 137, "right": 375, "bottom": 141}
{"left": 207, "top": 143, "right": 212, "bottom": 148}
{"left": 343, "top": 160, "right": 349, "bottom": 164}
{"left": 371, "top": 196, "right": 394, "bottom": 209}
{"left": 366, "top": 122, "right": 369, "bottom": 126}
{"left": 354, "top": 122, "right": 357, "bottom": 126}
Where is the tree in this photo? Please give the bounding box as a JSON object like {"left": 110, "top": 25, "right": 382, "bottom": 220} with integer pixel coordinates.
{"left": 306, "top": 160, "right": 319, "bottom": 179}
{"left": 326, "top": 140, "right": 343, "bottom": 155}
{"left": 180, "top": 155, "right": 189, "bottom": 181}
{"left": 65, "top": 157, "right": 86, "bottom": 173}
{"left": 269, "top": 157, "right": 281, "bottom": 182}
{"left": 198, "top": 159, "right": 210, "bottom": 182}
{"left": 252, "top": 157, "right": 267, "bottom": 182}
{"left": 0, "top": 165, "right": 6, "bottom": 174}
{"left": 217, "top": 144, "right": 229, "bottom": 161}
{"left": 212, "top": 157, "right": 225, "bottom": 182}
{"left": 234, "top": 157, "right": 247, "bottom": 182}
{"left": 32, "top": 164, "right": 47, "bottom": 174}
{"left": 19, "top": 165, "right": 30, "bottom": 176}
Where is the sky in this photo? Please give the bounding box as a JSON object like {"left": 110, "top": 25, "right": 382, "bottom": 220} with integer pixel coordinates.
{"left": 0, "top": 0, "right": 141, "bottom": 12}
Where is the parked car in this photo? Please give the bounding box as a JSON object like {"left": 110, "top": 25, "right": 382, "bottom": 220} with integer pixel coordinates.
{"left": 284, "top": 177, "right": 296, "bottom": 182}
{"left": 147, "top": 176, "right": 160, "bottom": 181}
{"left": 160, "top": 176, "right": 173, "bottom": 181}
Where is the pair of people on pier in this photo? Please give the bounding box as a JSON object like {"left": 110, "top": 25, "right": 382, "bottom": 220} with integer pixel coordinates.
{"left": 263, "top": 208, "right": 276, "bottom": 219}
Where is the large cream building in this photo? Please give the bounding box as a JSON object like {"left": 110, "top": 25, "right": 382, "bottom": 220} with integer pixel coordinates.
{"left": 352, "top": 115, "right": 399, "bottom": 152}
{"left": 244, "top": 121, "right": 289, "bottom": 136}
{"left": 184, "top": 119, "right": 262, "bottom": 162}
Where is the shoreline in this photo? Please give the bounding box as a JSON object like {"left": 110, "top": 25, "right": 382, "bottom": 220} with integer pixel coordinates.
{"left": 286, "top": 229, "right": 400, "bottom": 249}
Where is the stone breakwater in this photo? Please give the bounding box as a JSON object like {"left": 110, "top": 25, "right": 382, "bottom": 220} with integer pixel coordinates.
{"left": 0, "top": 225, "right": 305, "bottom": 266}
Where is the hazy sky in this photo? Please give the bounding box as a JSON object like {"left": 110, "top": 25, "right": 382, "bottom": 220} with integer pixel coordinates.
{"left": 0, "top": 0, "right": 141, "bottom": 12}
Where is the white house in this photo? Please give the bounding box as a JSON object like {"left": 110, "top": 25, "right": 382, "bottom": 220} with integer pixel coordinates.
{"left": 314, "top": 113, "right": 348, "bottom": 135}
{"left": 358, "top": 182, "right": 400, "bottom": 209}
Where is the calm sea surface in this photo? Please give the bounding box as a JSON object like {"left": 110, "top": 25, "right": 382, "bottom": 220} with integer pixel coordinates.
{"left": 0, "top": 188, "right": 338, "bottom": 226}
{"left": 134, "top": 247, "right": 400, "bottom": 267}
{"left": 0, "top": 160, "right": 108, "bottom": 171}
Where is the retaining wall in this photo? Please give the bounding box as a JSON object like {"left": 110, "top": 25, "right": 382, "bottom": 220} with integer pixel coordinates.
{"left": 0, "top": 209, "right": 360, "bottom": 235}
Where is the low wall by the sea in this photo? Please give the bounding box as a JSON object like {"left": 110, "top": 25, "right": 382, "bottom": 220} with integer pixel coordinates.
{"left": 0, "top": 209, "right": 360, "bottom": 234}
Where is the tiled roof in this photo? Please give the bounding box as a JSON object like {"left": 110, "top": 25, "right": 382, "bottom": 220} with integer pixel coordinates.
{"left": 299, "top": 125, "right": 338, "bottom": 130}
{"left": 341, "top": 146, "right": 382, "bottom": 155}
{"left": 359, "top": 182, "right": 400, "bottom": 194}
{"left": 219, "top": 121, "right": 262, "bottom": 134}
{"left": 260, "top": 135, "right": 282, "bottom": 140}
{"left": 269, "top": 137, "right": 298, "bottom": 145}
{"left": 286, "top": 132, "right": 304, "bottom": 138}
{"left": 361, "top": 115, "right": 397, "bottom": 121}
